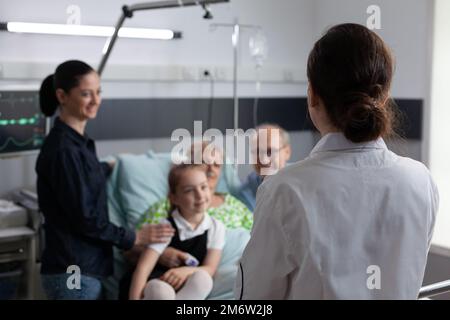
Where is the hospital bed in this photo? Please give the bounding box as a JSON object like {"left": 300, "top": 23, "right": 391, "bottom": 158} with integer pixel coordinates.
{"left": 72, "top": 149, "right": 450, "bottom": 300}
{"left": 101, "top": 150, "right": 249, "bottom": 300}
{"left": 419, "top": 280, "right": 450, "bottom": 299}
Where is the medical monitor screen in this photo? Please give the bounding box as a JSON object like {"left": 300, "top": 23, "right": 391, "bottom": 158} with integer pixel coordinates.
{"left": 0, "top": 91, "right": 47, "bottom": 157}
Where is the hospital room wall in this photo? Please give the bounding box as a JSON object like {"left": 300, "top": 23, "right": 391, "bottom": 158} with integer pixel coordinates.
{"left": 0, "top": 0, "right": 430, "bottom": 193}
{"left": 96, "top": 0, "right": 427, "bottom": 180}
{"left": 423, "top": 0, "right": 450, "bottom": 296}
{"left": 0, "top": 0, "right": 429, "bottom": 196}
{"left": 0, "top": 0, "right": 312, "bottom": 70}
{"left": 2, "top": 0, "right": 446, "bottom": 298}
{"left": 0, "top": 0, "right": 316, "bottom": 195}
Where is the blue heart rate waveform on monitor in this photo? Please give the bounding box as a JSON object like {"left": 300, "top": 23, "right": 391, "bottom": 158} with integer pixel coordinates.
{"left": 0, "top": 91, "right": 47, "bottom": 155}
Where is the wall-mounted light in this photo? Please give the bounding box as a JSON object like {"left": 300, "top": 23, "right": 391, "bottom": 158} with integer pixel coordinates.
{"left": 0, "top": 21, "right": 182, "bottom": 40}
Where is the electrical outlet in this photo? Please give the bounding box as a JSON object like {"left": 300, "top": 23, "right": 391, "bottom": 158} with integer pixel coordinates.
{"left": 182, "top": 67, "right": 197, "bottom": 81}
{"left": 214, "top": 67, "right": 228, "bottom": 81}
{"left": 283, "top": 69, "right": 294, "bottom": 83}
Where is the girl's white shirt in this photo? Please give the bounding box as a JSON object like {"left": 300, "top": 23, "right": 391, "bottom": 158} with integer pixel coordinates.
{"left": 148, "top": 209, "right": 225, "bottom": 254}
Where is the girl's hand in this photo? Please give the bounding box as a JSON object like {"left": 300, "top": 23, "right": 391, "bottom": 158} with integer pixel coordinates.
{"left": 159, "top": 247, "right": 189, "bottom": 268}
{"left": 160, "top": 266, "right": 196, "bottom": 291}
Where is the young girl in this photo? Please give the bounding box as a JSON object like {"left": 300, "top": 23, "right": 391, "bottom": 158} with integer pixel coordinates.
{"left": 129, "top": 164, "right": 225, "bottom": 300}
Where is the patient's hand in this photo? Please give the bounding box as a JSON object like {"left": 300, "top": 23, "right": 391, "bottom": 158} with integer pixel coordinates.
{"left": 159, "top": 247, "right": 189, "bottom": 268}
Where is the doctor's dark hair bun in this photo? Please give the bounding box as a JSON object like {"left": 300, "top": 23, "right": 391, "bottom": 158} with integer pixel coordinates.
{"left": 307, "top": 23, "right": 399, "bottom": 143}
{"left": 39, "top": 60, "right": 95, "bottom": 117}
{"left": 338, "top": 91, "right": 392, "bottom": 143}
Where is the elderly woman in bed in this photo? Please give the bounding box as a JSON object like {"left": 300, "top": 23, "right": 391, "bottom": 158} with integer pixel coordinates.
{"left": 138, "top": 142, "right": 253, "bottom": 268}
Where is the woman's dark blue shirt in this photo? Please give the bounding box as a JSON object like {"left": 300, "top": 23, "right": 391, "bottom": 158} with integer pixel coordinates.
{"left": 36, "top": 117, "right": 135, "bottom": 277}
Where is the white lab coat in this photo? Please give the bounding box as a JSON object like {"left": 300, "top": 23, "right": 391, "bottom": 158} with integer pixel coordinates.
{"left": 235, "top": 133, "right": 438, "bottom": 300}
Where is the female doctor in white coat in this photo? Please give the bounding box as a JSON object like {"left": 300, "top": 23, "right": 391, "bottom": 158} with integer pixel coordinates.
{"left": 235, "top": 23, "right": 438, "bottom": 300}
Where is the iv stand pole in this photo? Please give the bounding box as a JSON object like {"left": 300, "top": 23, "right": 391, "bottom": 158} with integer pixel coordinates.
{"left": 232, "top": 21, "right": 239, "bottom": 134}
{"left": 210, "top": 21, "right": 261, "bottom": 169}
{"left": 211, "top": 21, "right": 261, "bottom": 132}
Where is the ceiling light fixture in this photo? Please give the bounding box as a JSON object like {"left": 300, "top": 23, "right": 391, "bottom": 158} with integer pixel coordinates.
{"left": 0, "top": 21, "right": 181, "bottom": 40}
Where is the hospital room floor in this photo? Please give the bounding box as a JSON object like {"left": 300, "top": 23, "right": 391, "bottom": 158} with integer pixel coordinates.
{"left": 25, "top": 254, "right": 450, "bottom": 300}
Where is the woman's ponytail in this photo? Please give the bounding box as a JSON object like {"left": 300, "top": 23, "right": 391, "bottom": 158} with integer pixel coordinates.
{"left": 39, "top": 74, "right": 59, "bottom": 117}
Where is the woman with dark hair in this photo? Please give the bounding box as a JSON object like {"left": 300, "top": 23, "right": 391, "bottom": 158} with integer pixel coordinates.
{"left": 236, "top": 24, "right": 438, "bottom": 299}
{"left": 36, "top": 60, "right": 175, "bottom": 299}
